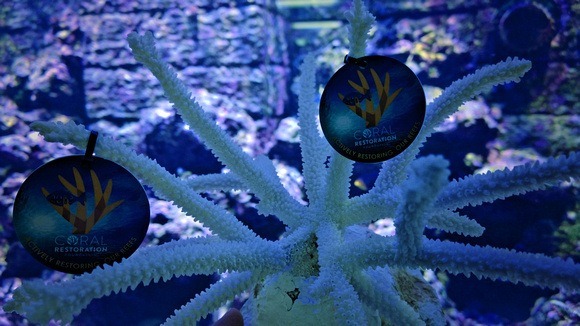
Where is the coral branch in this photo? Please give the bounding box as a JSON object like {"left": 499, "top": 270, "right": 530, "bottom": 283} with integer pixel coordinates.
{"left": 31, "top": 121, "right": 257, "bottom": 240}
{"left": 345, "top": 235, "right": 580, "bottom": 290}
{"left": 418, "top": 239, "right": 580, "bottom": 290}
{"left": 297, "top": 54, "right": 331, "bottom": 207}
{"left": 426, "top": 210, "right": 485, "bottom": 237}
{"left": 4, "top": 237, "right": 284, "bottom": 324}
{"left": 324, "top": 152, "right": 354, "bottom": 224}
{"left": 436, "top": 151, "right": 579, "bottom": 209}
{"left": 395, "top": 156, "right": 449, "bottom": 260}
{"left": 339, "top": 190, "right": 399, "bottom": 228}
{"left": 184, "top": 173, "right": 246, "bottom": 192}
{"left": 323, "top": 0, "right": 378, "bottom": 224}
{"left": 164, "top": 271, "right": 260, "bottom": 325}
{"left": 352, "top": 267, "right": 423, "bottom": 325}
{"left": 345, "top": 0, "right": 376, "bottom": 57}
{"left": 371, "top": 57, "right": 532, "bottom": 195}
{"left": 328, "top": 269, "right": 367, "bottom": 324}
{"left": 127, "top": 32, "right": 307, "bottom": 228}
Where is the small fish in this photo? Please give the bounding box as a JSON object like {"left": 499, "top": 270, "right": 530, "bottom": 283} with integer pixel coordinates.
{"left": 354, "top": 178, "right": 368, "bottom": 191}
{"left": 46, "top": 190, "right": 86, "bottom": 206}
{"left": 340, "top": 89, "right": 371, "bottom": 106}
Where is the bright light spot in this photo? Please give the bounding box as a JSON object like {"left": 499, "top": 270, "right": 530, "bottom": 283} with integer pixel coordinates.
{"left": 155, "top": 108, "right": 172, "bottom": 119}
{"left": 277, "top": 0, "right": 338, "bottom": 7}
{"left": 291, "top": 21, "right": 342, "bottom": 30}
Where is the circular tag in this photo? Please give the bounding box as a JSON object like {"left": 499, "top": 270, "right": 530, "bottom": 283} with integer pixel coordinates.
{"left": 320, "top": 55, "right": 426, "bottom": 163}
{"left": 13, "top": 155, "right": 149, "bottom": 274}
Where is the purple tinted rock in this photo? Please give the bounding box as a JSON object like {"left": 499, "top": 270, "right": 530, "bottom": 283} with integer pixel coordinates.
{"left": 76, "top": 0, "right": 288, "bottom": 128}
{"left": 527, "top": 290, "right": 580, "bottom": 325}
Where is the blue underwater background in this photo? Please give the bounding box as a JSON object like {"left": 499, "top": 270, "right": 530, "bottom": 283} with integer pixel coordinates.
{"left": 0, "top": 0, "right": 578, "bottom": 325}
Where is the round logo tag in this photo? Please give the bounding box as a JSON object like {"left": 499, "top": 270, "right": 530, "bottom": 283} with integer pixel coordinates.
{"left": 13, "top": 155, "right": 149, "bottom": 274}
{"left": 320, "top": 56, "right": 426, "bottom": 163}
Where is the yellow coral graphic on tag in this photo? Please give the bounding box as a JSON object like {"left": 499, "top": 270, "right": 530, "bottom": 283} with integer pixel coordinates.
{"left": 42, "top": 167, "right": 124, "bottom": 234}
{"left": 338, "top": 68, "right": 403, "bottom": 127}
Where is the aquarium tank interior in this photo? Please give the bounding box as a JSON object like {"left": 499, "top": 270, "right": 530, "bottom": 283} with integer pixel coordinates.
{"left": 0, "top": 0, "right": 578, "bottom": 325}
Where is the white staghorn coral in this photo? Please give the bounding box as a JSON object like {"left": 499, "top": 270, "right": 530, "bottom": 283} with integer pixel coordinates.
{"left": 6, "top": 0, "right": 579, "bottom": 325}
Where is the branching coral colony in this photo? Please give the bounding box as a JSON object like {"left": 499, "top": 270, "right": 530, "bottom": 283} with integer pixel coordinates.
{"left": 6, "top": 1, "right": 579, "bottom": 325}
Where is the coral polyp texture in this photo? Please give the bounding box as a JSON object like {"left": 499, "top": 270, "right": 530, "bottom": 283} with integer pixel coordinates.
{"left": 6, "top": 1, "right": 579, "bottom": 325}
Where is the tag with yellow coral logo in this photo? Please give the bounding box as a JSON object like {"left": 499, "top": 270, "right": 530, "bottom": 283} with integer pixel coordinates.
{"left": 13, "top": 155, "right": 149, "bottom": 274}
{"left": 320, "top": 55, "right": 425, "bottom": 163}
